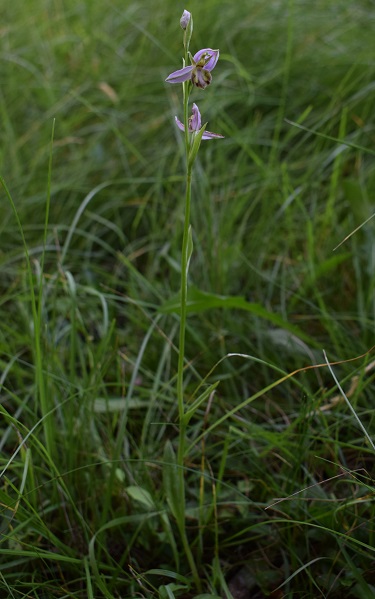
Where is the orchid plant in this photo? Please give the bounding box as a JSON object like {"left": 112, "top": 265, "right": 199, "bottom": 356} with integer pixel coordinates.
{"left": 164, "top": 9, "right": 223, "bottom": 590}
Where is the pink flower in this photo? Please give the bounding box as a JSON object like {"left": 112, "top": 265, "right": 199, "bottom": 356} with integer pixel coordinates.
{"left": 166, "top": 48, "right": 219, "bottom": 89}
{"left": 175, "top": 103, "right": 224, "bottom": 140}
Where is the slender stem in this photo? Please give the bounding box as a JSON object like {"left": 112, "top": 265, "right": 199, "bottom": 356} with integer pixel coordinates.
{"left": 176, "top": 185, "right": 201, "bottom": 591}
{"left": 176, "top": 82, "right": 191, "bottom": 500}
{"left": 175, "top": 68, "right": 202, "bottom": 591}
{"left": 180, "top": 523, "right": 201, "bottom": 591}
{"left": 182, "top": 84, "right": 190, "bottom": 161}
{"left": 177, "top": 165, "right": 192, "bottom": 423}
{"left": 177, "top": 75, "right": 192, "bottom": 429}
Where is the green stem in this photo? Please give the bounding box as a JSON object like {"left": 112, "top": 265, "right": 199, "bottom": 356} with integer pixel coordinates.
{"left": 176, "top": 84, "right": 191, "bottom": 509}
{"left": 182, "top": 83, "right": 190, "bottom": 162}
{"left": 177, "top": 167, "right": 192, "bottom": 423}
{"left": 177, "top": 77, "right": 192, "bottom": 431}
{"left": 175, "top": 76, "right": 201, "bottom": 591}
{"left": 180, "top": 522, "right": 201, "bottom": 592}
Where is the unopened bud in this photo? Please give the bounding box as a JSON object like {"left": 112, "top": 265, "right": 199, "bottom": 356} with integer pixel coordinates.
{"left": 180, "top": 9, "right": 191, "bottom": 30}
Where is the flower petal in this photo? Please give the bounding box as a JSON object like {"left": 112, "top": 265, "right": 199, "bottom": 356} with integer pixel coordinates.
{"left": 174, "top": 116, "right": 185, "bottom": 132}
{"left": 193, "top": 48, "right": 219, "bottom": 71}
{"left": 201, "top": 129, "right": 225, "bottom": 140}
{"left": 165, "top": 65, "right": 193, "bottom": 84}
{"left": 190, "top": 103, "right": 201, "bottom": 131}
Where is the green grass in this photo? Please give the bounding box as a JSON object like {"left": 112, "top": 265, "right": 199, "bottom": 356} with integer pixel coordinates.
{"left": 1, "top": 0, "right": 375, "bottom": 597}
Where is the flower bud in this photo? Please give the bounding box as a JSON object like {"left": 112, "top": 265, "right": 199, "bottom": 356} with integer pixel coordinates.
{"left": 180, "top": 9, "right": 191, "bottom": 30}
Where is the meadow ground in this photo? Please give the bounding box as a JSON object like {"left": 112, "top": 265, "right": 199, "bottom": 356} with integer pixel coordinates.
{"left": 1, "top": 1, "right": 375, "bottom": 597}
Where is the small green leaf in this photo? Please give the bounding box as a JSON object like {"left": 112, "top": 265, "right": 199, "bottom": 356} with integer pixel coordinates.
{"left": 159, "top": 285, "right": 317, "bottom": 347}
{"left": 159, "top": 583, "right": 188, "bottom": 598}
{"left": 93, "top": 397, "right": 149, "bottom": 412}
{"left": 312, "top": 252, "right": 351, "bottom": 280}
{"left": 183, "top": 381, "right": 219, "bottom": 426}
{"left": 146, "top": 569, "right": 190, "bottom": 583}
{"left": 126, "top": 485, "right": 155, "bottom": 510}
{"left": 115, "top": 468, "right": 126, "bottom": 483}
{"left": 188, "top": 125, "right": 207, "bottom": 167}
